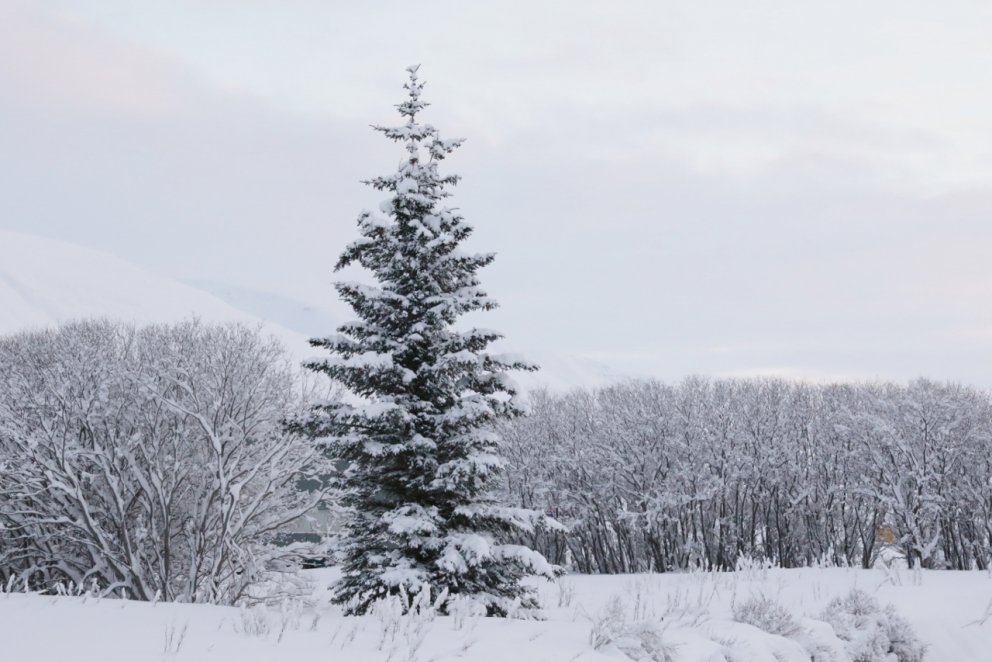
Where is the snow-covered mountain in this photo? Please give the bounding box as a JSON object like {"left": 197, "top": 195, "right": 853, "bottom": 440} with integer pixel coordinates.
{"left": 187, "top": 280, "right": 625, "bottom": 391}
{"left": 187, "top": 279, "right": 343, "bottom": 338}
{"left": 0, "top": 230, "right": 311, "bottom": 355}
{"left": 508, "top": 348, "right": 627, "bottom": 393}
{"left": 187, "top": 284, "right": 626, "bottom": 392}
{"left": 0, "top": 230, "right": 623, "bottom": 391}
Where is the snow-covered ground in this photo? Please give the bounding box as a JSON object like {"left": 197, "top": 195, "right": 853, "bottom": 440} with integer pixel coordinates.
{"left": 3, "top": 566, "right": 990, "bottom": 661}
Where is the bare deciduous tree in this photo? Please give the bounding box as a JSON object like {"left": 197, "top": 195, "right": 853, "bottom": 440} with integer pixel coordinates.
{"left": 501, "top": 377, "right": 992, "bottom": 573}
{"left": 0, "top": 320, "right": 327, "bottom": 604}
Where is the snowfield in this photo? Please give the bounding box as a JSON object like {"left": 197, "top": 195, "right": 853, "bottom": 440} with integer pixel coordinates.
{"left": 3, "top": 566, "right": 990, "bottom": 661}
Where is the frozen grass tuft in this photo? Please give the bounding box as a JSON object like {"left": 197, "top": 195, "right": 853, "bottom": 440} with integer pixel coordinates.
{"left": 554, "top": 577, "right": 576, "bottom": 608}
{"left": 162, "top": 621, "right": 188, "bottom": 655}
{"left": 370, "top": 585, "right": 450, "bottom": 662}
{"left": 732, "top": 595, "right": 800, "bottom": 637}
{"left": 234, "top": 604, "right": 271, "bottom": 638}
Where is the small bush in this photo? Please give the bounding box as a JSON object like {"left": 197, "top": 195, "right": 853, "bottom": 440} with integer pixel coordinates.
{"left": 882, "top": 604, "right": 927, "bottom": 662}
{"left": 589, "top": 595, "right": 675, "bottom": 662}
{"left": 733, "top": 595, "right": 800, "bottom": 637}
{"left": 821, "top": 589, "right": 926, "bottom": 662}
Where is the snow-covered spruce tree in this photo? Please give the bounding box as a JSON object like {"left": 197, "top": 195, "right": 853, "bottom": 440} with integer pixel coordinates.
{"left": 293, "top": 66, "right": 558, "bottom": 616}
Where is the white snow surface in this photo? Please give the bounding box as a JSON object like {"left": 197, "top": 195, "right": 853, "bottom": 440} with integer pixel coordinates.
{"left": 2, "top": 566, "right": 990, "bottom": 661}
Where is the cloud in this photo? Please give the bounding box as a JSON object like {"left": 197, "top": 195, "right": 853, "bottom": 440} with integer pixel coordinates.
{"left": 4, "top": 1, "right": 992, "bottom": 388}
{"left": 0, "top": 2, "right": 379, "bottom": 326}
{"left": 0, "top": 1, "right": 202, "bottom": 118}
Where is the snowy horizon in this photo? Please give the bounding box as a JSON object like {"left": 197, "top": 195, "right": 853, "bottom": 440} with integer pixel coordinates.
{"left": 4, "top": 1, "right": 992, "bottom": 386}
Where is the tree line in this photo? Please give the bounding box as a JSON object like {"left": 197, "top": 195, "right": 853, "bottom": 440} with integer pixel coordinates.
{"left": 500, "top": 377, "right": 992, "bottom": 573}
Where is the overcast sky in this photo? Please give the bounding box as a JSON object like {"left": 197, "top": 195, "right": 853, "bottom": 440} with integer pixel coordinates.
{"left": 3, "top": 0, "right": 992, "bottom": 384}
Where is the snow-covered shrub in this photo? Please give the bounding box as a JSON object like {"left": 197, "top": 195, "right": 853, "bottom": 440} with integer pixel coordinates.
{"left": 589, "top": 595, "right": 674, "bottom": 662}
{"left": 733, "top": 595, "right": 800, "bottom": 637}
{"left": 0, "top": 320, "right": 327, "bottom": 604}
{"left": 882, "top": 607, "right": 928, "bottom": 662}
{"left": 820, "top": 589, "right": 926, "bottom": 662}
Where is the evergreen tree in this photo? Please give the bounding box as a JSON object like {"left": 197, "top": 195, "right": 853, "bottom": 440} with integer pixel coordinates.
{"left": 296, "top": 65, "right": 558, "bottom": 616}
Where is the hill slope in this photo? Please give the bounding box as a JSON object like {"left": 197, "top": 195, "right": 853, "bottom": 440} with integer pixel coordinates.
{"left": 0, "top": 230, "right": 624, "bottom": 390}
{"left": 0, "top": 230, "right": 310, "bottom": 354}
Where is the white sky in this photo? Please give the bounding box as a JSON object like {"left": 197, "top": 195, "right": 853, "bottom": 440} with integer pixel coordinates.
{"left": 3, "top": 0, "right": 992, "bottom": 384}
